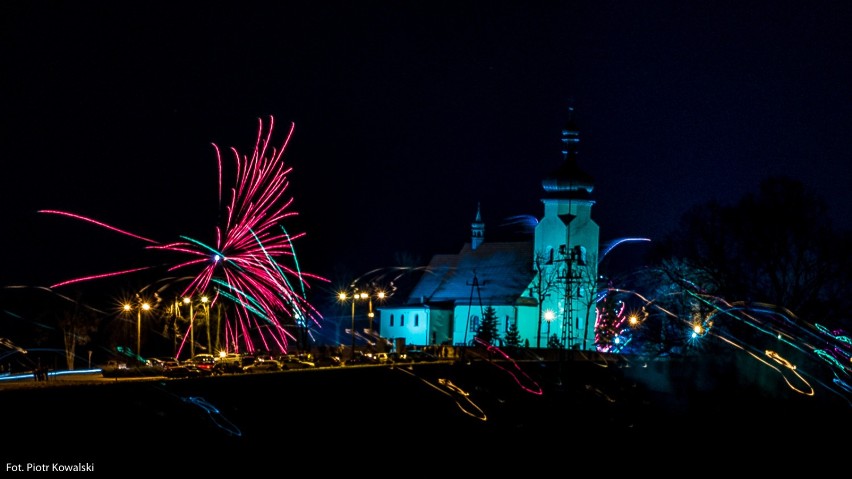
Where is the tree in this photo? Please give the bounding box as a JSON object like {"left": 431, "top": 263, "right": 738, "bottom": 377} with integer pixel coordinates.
{"left": 504, "top": 320, "right": 522, "bottom": 347}
{"left": 58, "top": 298, "right": 101, "bottom": 370}
{"left": 474, "top": 305, "right": 500, "bottom": 346}
{"left": 649, "top": 176, "right": 852, "bottom": 332}
{"left": 573, "top": 251, "right": 599, "bottom": 351}
{"left": 547, "top": 334, "right": 562, "bottom": 349}
{"left": 530, "top": 250, "right": 563, "bottom": 348}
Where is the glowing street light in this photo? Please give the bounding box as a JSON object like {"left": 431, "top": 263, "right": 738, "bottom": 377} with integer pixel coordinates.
{"left": 124, "top": 300, "right": 151, "bottom": 358}
{"left": 366, "top": 290, "right": 386, "bottom": 332}
{"left": 338, "top": 290, "right": 369, "bottom": 359}
{"left": 200, "top": 295, "right": 210, "bottom": 355}
{"left": 544, "top": 310, "right": 556, "bottom": 347}
{"left": 182, "top": 295, "right": 209, "bottom": 358}
{"left": 338, "top": 284, "right": 390, "bottom": 360}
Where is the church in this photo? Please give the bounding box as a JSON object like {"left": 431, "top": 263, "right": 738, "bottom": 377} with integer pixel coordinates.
{"left": 376, "top": 108, "right": 601, "bottom": 351}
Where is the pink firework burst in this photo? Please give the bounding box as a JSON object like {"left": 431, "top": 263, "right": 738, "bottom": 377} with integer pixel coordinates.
{"left": 42, "top": 116, "right": 328, "bottom": 354}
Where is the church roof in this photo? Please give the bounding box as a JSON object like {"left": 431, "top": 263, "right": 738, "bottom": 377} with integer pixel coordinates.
{"left": 405, "top": 241, "right": 535, "bottom": 306}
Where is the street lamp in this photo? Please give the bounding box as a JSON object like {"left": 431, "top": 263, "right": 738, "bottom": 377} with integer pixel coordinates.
{"left": 338, "top": 290, "right": 368, "bottom": 359}
{"left": 366, "top": 290, "right": 386, "bottom": 332}
{"left": 182, "top": 297, "right": 194, "bottom": 358}
{"left": 544, "top": 310, "right": 556, "bottom": 348}
{"left": 182, "top": 295, "right": 209, "bottom": 359}
{"left": 200, "top": 295, "right": 210, "bottom": 355}
{"left": 124, "top": 300, "right": 151, "bottom": 358}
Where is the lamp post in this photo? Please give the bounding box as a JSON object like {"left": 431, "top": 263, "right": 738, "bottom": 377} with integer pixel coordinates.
{"left": 182, "top": 297, "right": 194, "bottom": 358}
{"left": 366, "top": 290, "right": 386, "bottom": 332}
{"left": 544, "top": 310, "right": 555, "bottom": 348}
{"left": 338, "top": 290, "right": 368, "bottom": 360}
{"left": 200, "top": 295, "right": 210, "bottom": 355}
{"left": 124, "top": 300, "right": 151, "bottom": 358}
{"left": 182, "top": 295, "right": 209, "bottom": 359}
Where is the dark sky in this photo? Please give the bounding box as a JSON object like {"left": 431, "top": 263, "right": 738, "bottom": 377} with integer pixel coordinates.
{"left": 3, "top": 1, "right": 852, "bottom": 293}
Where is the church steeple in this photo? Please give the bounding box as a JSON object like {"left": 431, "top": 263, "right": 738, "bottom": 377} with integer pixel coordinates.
{"left": 534, "top": 104, "right": 599, "bottom": 351}
{"left": 541, "top": 105, "right": 595, "bottom": 200}
{"left": 471, "top": 202, "right": 485, "bottom": 250}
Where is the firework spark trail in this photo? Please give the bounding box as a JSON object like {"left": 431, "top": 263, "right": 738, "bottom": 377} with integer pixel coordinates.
{"left": 161, "top": 117, "right": 328, "bottom": 353}
{"left": 608, "top": 285, "right": 852, "bottom": 405}
{"left": 467, "top": 337, "right": 543, "bottom": 395}
{"left": 38, "top": 210, "right": 160, "bottom": 245}
{"left": 40, "top": 116, "right": 328, "bottom": 355}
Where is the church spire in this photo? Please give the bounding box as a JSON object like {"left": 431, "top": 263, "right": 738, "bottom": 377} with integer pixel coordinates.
{"left": 471, "top": 202, "right": 485, "bottom": 250}
{"left": 541, "top": 105, "right": 595, "bottom": 200}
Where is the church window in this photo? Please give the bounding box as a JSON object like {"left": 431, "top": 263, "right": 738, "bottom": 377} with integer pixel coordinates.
{"left": 390, "top": 314, "right": 394, "bottom": 327}
{"left": 574, "top": 245, "right": 587, "bottom": 265}
{"left": 401, "top": 314, "right": 405, "bottom": 327}
{"left": 414, "top": 314, "right": 419, "bottom": 327}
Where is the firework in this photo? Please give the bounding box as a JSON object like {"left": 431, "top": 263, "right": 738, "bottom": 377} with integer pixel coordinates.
{"left": 41, "top": 116, "right": 328, "bottom": 356}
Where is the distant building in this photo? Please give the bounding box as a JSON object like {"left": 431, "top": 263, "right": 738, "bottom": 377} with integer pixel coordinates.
{"left": 378, "top": 108, "right": 600, "bottom": 351}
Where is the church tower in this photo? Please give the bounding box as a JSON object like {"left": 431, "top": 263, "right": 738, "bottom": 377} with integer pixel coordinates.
{"left": 532, "top": 106, "right": 600, "bottom": 351}
{"left": 471, "top": 202, "right": 485, "bottom": 250}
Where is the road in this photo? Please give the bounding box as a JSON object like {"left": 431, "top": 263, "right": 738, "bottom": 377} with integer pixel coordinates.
{"left": 1, "top": 356, "right": 848, "bottom": 475}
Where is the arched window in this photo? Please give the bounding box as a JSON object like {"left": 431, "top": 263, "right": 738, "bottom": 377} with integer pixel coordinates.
{"left": 414, "top": 314, "right": 419, "bottom": 327}
{"left": 390, "top": 314, "right": 394, "bottom": 327}
{"left": 469, "top": 315, "right": 479, "bottom": 332}
{"left": 400, "top": 314, "right": 405, "bottom": 327}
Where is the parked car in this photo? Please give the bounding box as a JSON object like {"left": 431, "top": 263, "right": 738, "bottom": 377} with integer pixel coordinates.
{"left": 147, "top": 357, "right": 180, "bottom": 371}
{"left": 213, "top": 353, "right": 244, "bottom": 374}
{"left": 163, "top": 362, "right": 212, "bottom": 378}
{"left": 100, "top": 360, "right": 129, "bottom": 378}
{"left": 243, "top": 358, "right": 282, "bottom": 373}
{"left": 313, "top": 355, "right": 342, "bottom": 367}
{"left": 279, "top": 355, "right": 315, "bottom": 370}
{"left": 388, "top": 352, "right": 410, "bottom": 363}
{"left": 343, "top": 352, "right": 378, "bottom": 366}
{"left": 406, "top": 350, "right": 438, "bottom": 362}
{"left": 186, "top": 354, "right": 217, "bottom": 372}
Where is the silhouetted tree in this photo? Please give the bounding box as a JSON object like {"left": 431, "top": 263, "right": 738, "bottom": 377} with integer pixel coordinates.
{"left": 649, "top": 176, "right": 852, "bottom": 331}
{"left": 573, "top": 251, "right": 599, "bottom": 351}
{"left": 504, "top": 320, "right": 522, "bottom": 347}
{"left": 475, "top": 306, "right": 500, "bottom": 345}
{"left": 547, "top": 334, "right": 562, "bottom": 349}
{"left": 530, "top": 250, "right": 563, "bottom": 348}
{"left": 59, "top": 306, "right": 101, "bottom": 370}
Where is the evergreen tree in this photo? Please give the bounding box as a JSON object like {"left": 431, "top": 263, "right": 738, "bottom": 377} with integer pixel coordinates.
{"left": 504, "top": 321, "right": 522, "bottom": 347}
{"left": 547, "top": 334, "right": 562, "bottom": 349}
{"left": 475, "top": 305, "right": 500, "bottom": 345}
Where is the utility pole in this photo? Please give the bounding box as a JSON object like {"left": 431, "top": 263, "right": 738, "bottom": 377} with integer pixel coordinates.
{"left": 463, "top": 271, "right": 484, "bottom": 347}
{"left": 559, "top": 245, "right": 580, "bottom": 350}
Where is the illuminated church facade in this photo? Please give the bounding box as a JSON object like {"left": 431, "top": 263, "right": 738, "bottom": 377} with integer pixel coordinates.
{"left": 377, "top": 109, "right": 600, "bottom": 351}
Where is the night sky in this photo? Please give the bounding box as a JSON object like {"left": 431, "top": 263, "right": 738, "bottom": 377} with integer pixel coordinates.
{"left": 3, "top": 1, "right": 851, "bottom": 295}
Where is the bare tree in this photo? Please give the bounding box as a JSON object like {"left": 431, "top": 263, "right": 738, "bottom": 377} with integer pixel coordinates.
{"left": 531, "top": 250, "right": 563, "bottom": 348}
{"left": 573, "top": 251, "right": 599, "bottom": 351}
{"left": 649, "top": 176, "right": 852, "bottom": 332}
{"left": 59, "top": 305, "right": 100, "bottom": 370}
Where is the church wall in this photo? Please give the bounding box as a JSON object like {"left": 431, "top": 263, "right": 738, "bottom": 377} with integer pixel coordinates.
{"left": 429, "top": 309, "right": 452, "bottom": 345}
{"left": 378, "top": 306, "right": 431, "bottom": 348}
{"left": 533, "top": 200, "right": 600, "bottom": 351}
{"left": 450, "top": 304, "right": 539, "bottom": 347}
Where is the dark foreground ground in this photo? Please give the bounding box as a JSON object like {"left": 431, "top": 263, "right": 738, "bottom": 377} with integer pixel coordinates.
{"left": 2, "top": 353, "right": 850, "bottom": 474}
